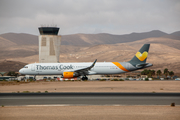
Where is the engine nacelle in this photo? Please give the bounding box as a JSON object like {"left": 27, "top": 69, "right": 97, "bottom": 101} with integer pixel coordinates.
{"left": 63, "top": 72, "right": 78, "bottom": 78}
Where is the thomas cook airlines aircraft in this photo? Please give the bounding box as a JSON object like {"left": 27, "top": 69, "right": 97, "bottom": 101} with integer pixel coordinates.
{"left": 19, "top": 44, "right": 153, "bottom": 80}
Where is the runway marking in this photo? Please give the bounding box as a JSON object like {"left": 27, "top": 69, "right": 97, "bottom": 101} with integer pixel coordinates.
{"left": 22, "top": 104, "right": 180, "bottom": 107}
{"left": 26, "top": 104, "right": 71, "bottom": 107}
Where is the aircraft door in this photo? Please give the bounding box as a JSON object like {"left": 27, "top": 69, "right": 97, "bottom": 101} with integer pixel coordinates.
{"left": 31, "top": 64, "right": 35, "bottom": 71}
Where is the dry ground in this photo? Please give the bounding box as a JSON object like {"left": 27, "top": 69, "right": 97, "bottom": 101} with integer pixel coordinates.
{"left": 1, "top": 81, "right": 180, "bottom": 120}
{"left": 0, "top": 106, "right": 180, "bottom": 120}
{"left": 0, "top": 81, "right": 180, "bottom": 93}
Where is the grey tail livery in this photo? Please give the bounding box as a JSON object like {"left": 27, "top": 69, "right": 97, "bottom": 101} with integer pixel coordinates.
{"left": 129, "top": 44, "right": 152, "bottom": 68}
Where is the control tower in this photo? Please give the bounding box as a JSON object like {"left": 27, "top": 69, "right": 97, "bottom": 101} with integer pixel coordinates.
{"left": 38, "top": 27, "right": 61, "bottom": 63}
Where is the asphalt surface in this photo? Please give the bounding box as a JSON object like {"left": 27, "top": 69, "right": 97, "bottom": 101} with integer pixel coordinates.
{"left": 0, "top": 93, "right": 180, "bottom": 106}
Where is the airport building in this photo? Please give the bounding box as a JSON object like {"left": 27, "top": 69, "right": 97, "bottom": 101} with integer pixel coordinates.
{"left": 38, "top": 27, "right": 61, "bottom": 63}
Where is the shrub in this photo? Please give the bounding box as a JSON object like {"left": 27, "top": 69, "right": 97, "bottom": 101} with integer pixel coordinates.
{"left": 100, "top": 79, "right": 106, "bottom": 81}
{"left": 22, "top": 91, "right": 30, "bottom": 93}
{"left": 111, "top": 79, "right": 124, "bottom": 81}
{"left": 145, "top": 78, "right": 149, "bottom": 81}
{"left": 113, "top": 79, "right": 119, "bottom": 81}
{"left": 28, "top": 79, "right": 34, "bottom": 82}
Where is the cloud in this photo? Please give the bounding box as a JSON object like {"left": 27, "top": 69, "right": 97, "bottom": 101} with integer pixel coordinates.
{"left": 0, "top": 0, "right": 179, "bottom": 35}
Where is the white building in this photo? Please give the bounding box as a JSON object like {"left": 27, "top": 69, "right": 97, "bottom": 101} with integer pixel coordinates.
{"left": 38, "top": 27, "right": 61, "bottom": 63}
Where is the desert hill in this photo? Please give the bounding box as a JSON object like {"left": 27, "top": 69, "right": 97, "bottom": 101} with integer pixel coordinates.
{"left": 0, "top": 60, "right": 27, "bottom": 72}
{"left": 164, "top": 31, "right": 180, "bottom": 40}
{"left": 0, "top": 36, "right": 17, "bottom": 47}
{"left": 0, "top": 45, "right": 38, "bottom": 60}
{"left": 1, "top": 38, "right": 180, "bottom": 73}
{"left": 0, "top": 33, "right": 38, "bottom": 47}
{"left": 61, "top": 30, "right": 169, "bottom": 46}
{"left": 0, "top": 30, "right": 180, "bottom": 73}
{"left": 0, "top": 30, "right": 180, "bottom": 47}
{"left": 126, "top": 37, "right": 180, "bottom": 50}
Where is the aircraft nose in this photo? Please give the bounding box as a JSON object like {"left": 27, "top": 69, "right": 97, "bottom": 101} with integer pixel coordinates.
{"left": 19, "top": 68, "right": 24, "bottom": 74}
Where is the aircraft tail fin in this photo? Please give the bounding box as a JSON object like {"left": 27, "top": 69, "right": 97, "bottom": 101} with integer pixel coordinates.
{"left": 129, "top": 44, "right": 150, "bottom": 65}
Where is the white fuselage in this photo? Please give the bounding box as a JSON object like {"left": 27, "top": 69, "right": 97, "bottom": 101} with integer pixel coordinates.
{"left": 19, "top": 62, "right": 137, "bottom": 76}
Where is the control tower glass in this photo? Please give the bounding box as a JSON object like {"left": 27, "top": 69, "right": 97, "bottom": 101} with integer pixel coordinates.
{"left": 38, "top": 27, "right": 59, "bottom": 35}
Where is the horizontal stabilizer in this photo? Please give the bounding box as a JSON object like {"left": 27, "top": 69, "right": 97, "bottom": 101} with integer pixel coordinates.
{"left": 136, "top": 63, "right": 153, "bottom": 68}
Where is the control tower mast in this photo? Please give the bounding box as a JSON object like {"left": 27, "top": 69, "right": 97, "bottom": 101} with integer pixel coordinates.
{"left": 38, "top": 26, "right": 61, "bottom": 63}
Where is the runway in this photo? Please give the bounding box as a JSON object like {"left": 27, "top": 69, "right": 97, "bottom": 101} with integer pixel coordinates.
{"left": 0, "top": 93, "right": 180, "bottom": 106}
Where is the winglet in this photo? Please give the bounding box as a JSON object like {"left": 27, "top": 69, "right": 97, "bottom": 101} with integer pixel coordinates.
{"left": 90, "top": 59, "right": 97, "bottom": 68}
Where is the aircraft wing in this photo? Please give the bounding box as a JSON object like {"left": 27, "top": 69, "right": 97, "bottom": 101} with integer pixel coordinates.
{"left": 66, "top": 59, "right": 97, "bottom": 74}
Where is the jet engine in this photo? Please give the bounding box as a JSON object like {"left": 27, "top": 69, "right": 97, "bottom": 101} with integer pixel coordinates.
{"left": 63, "top": 72, "right": 79, "bottom": 78}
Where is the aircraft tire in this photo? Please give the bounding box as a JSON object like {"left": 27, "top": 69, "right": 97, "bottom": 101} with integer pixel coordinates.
{"left": 82, "top": 77, "right": 85, "bottom": 81}
{"left": 82, "top": 76, "right": 88, "bottom": 81}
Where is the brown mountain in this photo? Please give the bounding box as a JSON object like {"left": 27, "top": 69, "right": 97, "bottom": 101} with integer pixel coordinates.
{"left": 0, "top": 30, "right": 180, "bottom": 73}
{"left": 0, "top": 60, "right": 27, "bottom": 72}
{"left": 0, "top": 33, "right": 38, "bottom": 48}
{"left": 61, "top": 30, "right": 169, "bottom": 46}
{"left": 163, "top": 31, "right": 180, "bottom": 40}
{"left": 0, "top": 36, "right": 16, "bottom": 48}
{"left": 170, "top": 31, "right": 180, "bottom": 36}
{"left": 1, "top": 30, "right": 179, "bottom": 47}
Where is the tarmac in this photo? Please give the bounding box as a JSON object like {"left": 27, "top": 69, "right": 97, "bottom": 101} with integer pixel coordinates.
{"left": 0, "top": 93, "right": 180, "bottom": 106}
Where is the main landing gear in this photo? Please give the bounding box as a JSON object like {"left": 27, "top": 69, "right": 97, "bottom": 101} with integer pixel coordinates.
{"left": 82, "top": 76, "right": 88, "bottom": 81}
{"left": 34, "top": 75, "right": 36, "bottom": 81}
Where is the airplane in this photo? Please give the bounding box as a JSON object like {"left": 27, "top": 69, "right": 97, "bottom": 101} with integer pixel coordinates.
{"left": 19, "top": 44, "right": 153, "bottom": 80}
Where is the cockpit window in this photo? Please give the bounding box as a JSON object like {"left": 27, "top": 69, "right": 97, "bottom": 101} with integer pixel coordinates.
{"left": 24, "top": 66, "right": 28, "bottom": 68}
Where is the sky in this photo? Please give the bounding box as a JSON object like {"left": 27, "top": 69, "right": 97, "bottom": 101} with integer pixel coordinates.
{"left": 0, "top": 0, "right": 179, "bottom": 35}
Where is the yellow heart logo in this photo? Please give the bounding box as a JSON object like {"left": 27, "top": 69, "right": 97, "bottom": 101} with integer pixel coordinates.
{"left": 136, "top": 51, "right": 148, "bottom": 61}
